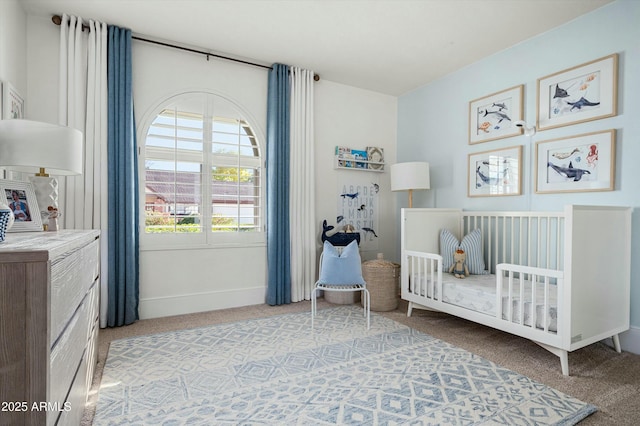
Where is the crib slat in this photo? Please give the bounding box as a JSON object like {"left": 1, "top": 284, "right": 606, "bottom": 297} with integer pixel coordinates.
{"left": 531, "top": 273, "right": 537, "bottom": 329}
{"left": 519, "top": 273, "right": 525, "bottom": 325}
{"left": 544, "top": 276, "right": 550, "bottom": 333}
{"left": 507, "top": 272, "right": 513, "bottom": 322}
{"left": 546, "top": 216, "right": 551, "bottom": 269}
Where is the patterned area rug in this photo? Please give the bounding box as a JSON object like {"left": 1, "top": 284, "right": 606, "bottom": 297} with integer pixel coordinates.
{"left": 94, "top": 306, "right": 596, "bottom": 425}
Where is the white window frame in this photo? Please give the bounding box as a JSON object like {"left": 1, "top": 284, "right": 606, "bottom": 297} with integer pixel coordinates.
{"left": 138, "top": 91, "right": 265, "bottom": 250}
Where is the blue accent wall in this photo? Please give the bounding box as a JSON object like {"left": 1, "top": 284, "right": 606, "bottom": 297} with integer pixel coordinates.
{"left": 398, "top": 0, "right": 640, "bottom": 328}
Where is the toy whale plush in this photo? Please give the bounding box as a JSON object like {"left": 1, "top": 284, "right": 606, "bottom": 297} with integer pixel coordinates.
{"left": 321, "top": 220, "right": 360, "bottom": 246}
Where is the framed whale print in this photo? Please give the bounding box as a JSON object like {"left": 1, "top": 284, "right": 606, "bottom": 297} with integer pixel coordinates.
{"left": 468, "top": 145, "right": 522, "bottom": 197}
{"left": 537, "top": 54, "right": 618, "bottom": 131}
{"left": 535, "top": 130, "right": 615, "bottom": 194}
{"left": 468, "top": 85, "right": 523, "bottom": 145}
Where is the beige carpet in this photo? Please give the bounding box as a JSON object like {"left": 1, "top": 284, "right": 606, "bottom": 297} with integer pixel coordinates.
{"left": 82, "top": 300, "right": 640, "bottom": 425}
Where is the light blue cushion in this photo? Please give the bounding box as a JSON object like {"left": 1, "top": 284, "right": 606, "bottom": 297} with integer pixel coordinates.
{"left": 440, "top": 228, "right": 488, "bottom": 275}
{"left": 317, "top": 240, "right": 365, "bottom": 285}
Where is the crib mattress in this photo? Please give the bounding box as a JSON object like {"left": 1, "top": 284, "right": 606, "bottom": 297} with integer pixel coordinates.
{"left": 411, "top": 274, "right": 558, "bottom": 332}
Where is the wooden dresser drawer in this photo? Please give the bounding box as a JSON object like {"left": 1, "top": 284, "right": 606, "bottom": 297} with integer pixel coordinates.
{"left": 50, "top": 238, "right": 99, "bottom": 345}
{"left": 0, "top": 230, "right": 100, "bottom": 426}
{"left": 49, "top": 281, "right": 98, "bottom": 417}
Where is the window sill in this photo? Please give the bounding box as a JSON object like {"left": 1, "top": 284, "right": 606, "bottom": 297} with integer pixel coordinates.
{"left": 140, "top": 241, "right": 266, "bottom": 252}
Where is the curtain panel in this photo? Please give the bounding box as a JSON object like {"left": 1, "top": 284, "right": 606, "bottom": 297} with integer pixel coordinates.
{"left": 289, "top": 67, "right": 316, "bottom": 302}
{"left": 107, "top": 26, "right": 140, "bottom": 327}
{"left": 58, "top": 14, "right": 110, "bottom": 326}
{"left": 266, "top": 63, "right": 291, "bottom": 305}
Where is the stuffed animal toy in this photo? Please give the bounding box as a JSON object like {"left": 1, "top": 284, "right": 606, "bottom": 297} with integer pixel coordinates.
{"left": 449, "top": 249, "right": 469, "bottom": 279}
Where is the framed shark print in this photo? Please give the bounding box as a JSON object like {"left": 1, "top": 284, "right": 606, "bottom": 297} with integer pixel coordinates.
{"left": 537, "top": 54, "right": 618, "bottom": 131}
{"left": 535, "top": 130, "right": 615, "bottom": 194}
{"left": 468, "top": 145, "right": 522, "bottom": 197}
{"left": 468, "top": 85, "right": 523, "bottom": 145}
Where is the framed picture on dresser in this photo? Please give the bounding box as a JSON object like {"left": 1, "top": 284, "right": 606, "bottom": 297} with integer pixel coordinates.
{"left": 0, "top": 180, "right": 43, "bottom": 232}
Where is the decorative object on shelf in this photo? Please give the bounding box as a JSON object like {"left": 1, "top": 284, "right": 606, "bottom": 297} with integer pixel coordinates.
{"left": 468, "top": 146, "right": 522, "bottom": 197}
{"left": 469, "top": 85, "right": 524, "bottom": 144}
{"left": 537, "top": 53, "right": 618, "bottom": 131}
{"left": 366, "top": 146, "right": 384, "bottom": 170}
{"left": 1, "top": 81, "right": 25, "bottom": 119}
{"left": 0, "top": 120, "right": 83, "bottom": 222}
{"left": 0, "top": 203, "right": 15, "bottom": 242}
{"left": 0, "top": 180, "right": 42, "bottom": 232}
{"left": 390, "top": 162, "right": 430, "bottom": 207}
{"left": 535, "top": 129, "right": 615, "bottom": 194}
{"left": 334, "top": 145, "right": 384, "bottom": 171}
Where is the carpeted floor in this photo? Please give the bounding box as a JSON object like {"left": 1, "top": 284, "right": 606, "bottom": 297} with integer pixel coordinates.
{"left": 82, "top": 299, "right": 640, "bottom": 425}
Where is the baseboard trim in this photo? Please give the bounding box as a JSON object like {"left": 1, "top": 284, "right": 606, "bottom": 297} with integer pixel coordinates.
{"left": 139, "top": 286, "right": 266, "bottom": 319}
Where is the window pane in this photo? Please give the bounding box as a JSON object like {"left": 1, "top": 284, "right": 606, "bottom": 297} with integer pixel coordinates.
{"left": 145, "top": 160, "right": 203, "bottom": 233}
{"left": 142, "top": 94, "right": 262, "bottom": 240}
{"left": 211, "top": 166, "right": 260, "bottom": 232}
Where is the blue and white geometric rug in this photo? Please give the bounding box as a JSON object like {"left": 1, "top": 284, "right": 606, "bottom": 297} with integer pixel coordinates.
{"left": 94, "top": 306, "right": 596, "bottom": 425}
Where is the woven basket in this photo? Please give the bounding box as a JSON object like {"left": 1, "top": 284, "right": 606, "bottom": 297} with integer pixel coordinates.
{"left": 362, "top": 256, "right": 400, "bottom": 311}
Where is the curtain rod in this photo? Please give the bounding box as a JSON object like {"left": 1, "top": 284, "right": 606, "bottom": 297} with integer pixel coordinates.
{"left": 51, "top": 15, "right": 320, "bottom": 81}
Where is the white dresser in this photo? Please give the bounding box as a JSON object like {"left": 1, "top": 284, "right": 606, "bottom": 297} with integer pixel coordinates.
{"left": 0, "top": 230, "right": 100, "bottom": 426}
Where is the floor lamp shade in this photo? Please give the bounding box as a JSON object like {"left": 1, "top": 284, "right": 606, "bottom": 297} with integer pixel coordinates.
{"left": 390, "top": 162, "right": 430, "bottom": 208}
{"left": 0, "top": 119, "right": 83, "bottom": 219}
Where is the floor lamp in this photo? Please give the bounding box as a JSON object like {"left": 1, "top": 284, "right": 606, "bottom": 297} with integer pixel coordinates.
{"left": 390, "top": 162, "right": 430, "bottom": 208}
{"left": 0, "top": 119, "right": 83, "bottom": 224}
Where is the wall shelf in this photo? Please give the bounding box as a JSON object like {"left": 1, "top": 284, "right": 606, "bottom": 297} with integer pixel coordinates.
{"left": 334, "top": 146, "right": 385, "bottom": 172}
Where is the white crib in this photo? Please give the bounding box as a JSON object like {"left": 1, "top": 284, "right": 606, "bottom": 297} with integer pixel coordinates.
{"left": 401, "top": 205, "right": 632, "bottom": 376}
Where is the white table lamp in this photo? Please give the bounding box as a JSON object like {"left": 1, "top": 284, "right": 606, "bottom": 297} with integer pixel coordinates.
{"left": 390, "top": 161, "right": 430, "bottom": 208}
{"left": 0, "top": 119, "right": 83, "bottom": 220}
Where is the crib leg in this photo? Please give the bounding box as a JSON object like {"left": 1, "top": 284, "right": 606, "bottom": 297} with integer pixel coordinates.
{"left": 559, "top": 351, "right": 569, "bottom": 376}
{"left": 407, "top": 302, "right": 414, "bottom": 317}
{"left": 535, "top": 341, "right": 570, "bottom": 376}
{"left": 612, "top": 334, "right": 622, "bottom": 353}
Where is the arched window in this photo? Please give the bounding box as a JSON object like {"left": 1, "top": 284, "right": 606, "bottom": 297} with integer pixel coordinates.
{"left": 140, "top": 92, "right": 263, "bottom": 245}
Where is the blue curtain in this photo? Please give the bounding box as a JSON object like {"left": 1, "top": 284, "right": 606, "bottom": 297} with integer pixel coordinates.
{"left": 266, "top": 64, "right": 291, "bottom": 305}
{"left": 107, "top": 25, "right": 139, "bottom": 326}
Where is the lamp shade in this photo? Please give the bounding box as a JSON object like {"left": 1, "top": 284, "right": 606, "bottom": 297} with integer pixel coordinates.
{"left": 0, "top": 119, "right": 83, "bottom": 175}
{"left": 390, "top": 162, "right": 430, "bottom": 192}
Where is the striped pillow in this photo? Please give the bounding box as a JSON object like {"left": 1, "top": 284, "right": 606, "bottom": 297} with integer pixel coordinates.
{"left": 440, "top": 228, "right": 488, "bottom": 275}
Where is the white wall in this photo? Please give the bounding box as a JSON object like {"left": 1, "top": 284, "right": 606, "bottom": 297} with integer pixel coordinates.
{"left": 133, "top": 41, "right": 269, "bottom": 318}
{"left": 24, "top": 15, "right": 398, "bottom": 319}
{"left": 0, "top": 0, "right": 28, "bottom": 181}
{"left": 0, "top": 0, "right": 27, "bottom": 104}
{"left": 397, "top": 0, "right": 640, "bottom": 351}
{"left": 315, "top": 80, "right": 398, "bottom": 263}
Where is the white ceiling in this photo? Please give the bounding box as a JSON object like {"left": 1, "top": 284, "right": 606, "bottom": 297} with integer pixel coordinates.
{"left": 22, "top": 0, "right": 613, "bottom": 96}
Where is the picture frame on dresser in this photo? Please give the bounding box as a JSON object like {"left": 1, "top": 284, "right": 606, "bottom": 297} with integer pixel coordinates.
{"left": 537, "top": 53, "right": 618, "bottom": 131}
{"left": 0, "top": 179, "right": 43, "bottom": 232}
{"left": 468, "top": 85, "right": 524, "bottom": 144}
